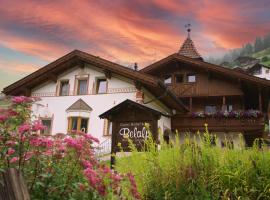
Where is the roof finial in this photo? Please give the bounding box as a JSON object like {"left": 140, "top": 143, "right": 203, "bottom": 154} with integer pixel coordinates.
{"left": 185, "top": 23, "right": 191, "bottom": 38}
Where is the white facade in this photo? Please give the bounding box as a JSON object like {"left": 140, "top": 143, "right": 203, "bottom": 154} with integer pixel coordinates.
{"left": 252, "top": 66, "right": 270, "bottom": 80}
{"left": 31, "top": 63, "right": 172, "bottom": 144}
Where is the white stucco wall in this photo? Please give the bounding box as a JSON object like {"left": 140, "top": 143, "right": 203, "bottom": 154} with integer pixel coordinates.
{"left": 253, "top": 66, "right": 270, "bottom": 80}
{"left": 31, "top": 64, "right": 173, "bottom": 145}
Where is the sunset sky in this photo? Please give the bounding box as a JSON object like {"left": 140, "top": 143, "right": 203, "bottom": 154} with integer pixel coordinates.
{"left": 1, "top": 0, "right": 270, "bottom": 91}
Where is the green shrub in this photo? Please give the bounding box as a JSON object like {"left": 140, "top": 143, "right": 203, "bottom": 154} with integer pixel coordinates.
{"left": 262, "top": 56, "right": 269, "bottom": 62}
{"left": 116, "top": 127, "right": 270, "bottom": 200}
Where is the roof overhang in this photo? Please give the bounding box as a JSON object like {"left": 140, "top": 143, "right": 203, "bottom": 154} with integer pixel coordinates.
{"left": 3, "top": 50, "right": 188, "bottom": 113}
{"left": 141, "top": 53, "right": 270, "bottom": 87}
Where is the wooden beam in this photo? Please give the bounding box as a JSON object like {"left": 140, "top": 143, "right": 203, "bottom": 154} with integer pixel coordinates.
{"left": 189, "top": 97, "right": 192, "bottom": 112}
{"left": 49, "top": 74, "right": 57, "bottom": 83}
{"left": 103, "top": 70, "right": 112, "bottom": 79}
{"left": 222, "top": 96, "right": 226, "bottom": 105}
{"left": 259, "top": 87, "right": 262, "bottom": 111}
{"left": 134, "top": 81, "right": 142, "bottom": 90}
{"left": 22, "top": 88, "right": 31, "bottom": 97}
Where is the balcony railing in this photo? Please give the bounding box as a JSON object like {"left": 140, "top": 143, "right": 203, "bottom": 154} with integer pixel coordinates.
{"left": 172, "top": 114, "right": 264, "bottom": 132}
{"left": 167, "top": 83, "right": 197, "bottom": 97}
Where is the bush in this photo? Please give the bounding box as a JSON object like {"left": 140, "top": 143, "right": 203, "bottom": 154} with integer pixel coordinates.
{"left": 116, "top": 126, "right": 270, "bottom": 199}
{"left": 262, "top": 56, "right": 269, "bottom": 62}
{"left": 0, "top": 96, "right": 140, "bottom": 199}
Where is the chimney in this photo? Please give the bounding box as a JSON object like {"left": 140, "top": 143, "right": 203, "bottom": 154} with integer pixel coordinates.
{"left": 134, "top": 62, "right": 138, "bottom": 71}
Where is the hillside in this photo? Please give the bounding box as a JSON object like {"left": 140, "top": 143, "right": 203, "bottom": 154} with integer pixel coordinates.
{"left": 252, "top": 47, "right": 270, "bottom": 66}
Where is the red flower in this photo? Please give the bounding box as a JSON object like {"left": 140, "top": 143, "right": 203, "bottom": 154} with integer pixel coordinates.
{"left": 18, "top": 123, "right": 31, "bottom": 134}
{"left": 9, "top": 157, "right": 19, "bottom": 163}
{"left": 7, "top": 148, "right": 15, "bottom": 155}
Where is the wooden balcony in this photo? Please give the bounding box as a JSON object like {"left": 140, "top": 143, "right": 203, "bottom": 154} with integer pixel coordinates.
{"left": 167, "top": 83, "right": 197, "bottom": 97}
{"left": 172, "top": 115, "right": 264, "bottom": 133}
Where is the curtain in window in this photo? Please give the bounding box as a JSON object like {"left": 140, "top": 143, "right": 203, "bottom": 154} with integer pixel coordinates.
{"left": 78, "top": 80, "right": 87, "bottom": 95}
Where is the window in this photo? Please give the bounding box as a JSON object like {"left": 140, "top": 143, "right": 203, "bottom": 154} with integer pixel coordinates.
{"left": 187, "top": 74, "right": 196, "bottom": 83}
{"left": 205, "top": 105, "right": 217, "bottom": 114}
{"left": 103, "top": 119, "right": 112, "bottom": 136}
{"left": 41, "top": 119, "right": 52, "bottom": 135}
{"left": 266, "top": 69, "right": 269, "bottom": 74}
{"left": 227, "top": 105, "right": 233, "bottom": 112}
{"left": 77, "top": 79, "right": 88, "bottom": 95}
{"left": 68, "top": 117, "right": 89, "bottom": 133}
{"left": 222, "top": 104, "right": 233, "bottom": 112}
{"left": 175, "top": 74, "right": 184, "bottom": 83}
{"left": 164, "top": 75, "right": 172, "bottom": 84}
{"left": 59, "top": 80, "right": 69, "bottom": 96}
{"left": 96, "top": 78, "right": 107, "bottom": 94}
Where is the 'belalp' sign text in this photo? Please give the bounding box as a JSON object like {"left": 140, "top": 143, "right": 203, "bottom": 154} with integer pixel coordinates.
{"left": 119, "top": 122, "right": 149, "bottom": 139}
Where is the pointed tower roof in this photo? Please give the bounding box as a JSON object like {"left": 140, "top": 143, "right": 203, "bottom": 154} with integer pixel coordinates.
{"left": 178, "top": 24, "right": 203, "bottom": 60}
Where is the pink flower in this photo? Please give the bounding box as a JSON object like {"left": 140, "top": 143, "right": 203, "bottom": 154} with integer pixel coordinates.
{"left": 7, "top": 148, "right": 15, "bottom": 155}
{"left": 43, "top": 150, "right": 53, "bottom": 156}
{"left": 9, "top": 157, "right": 19, "bottom": 163}
{"left": 84, "top": 134, "right": 99, "bottom": 144}
{"left": 0, "top": 115, "right": 8, "bottom": 122}
{"left": 82, "top": 160, "right": 93, "bottom": 169}
{"left": 30, "top": 137, "right": 53, "bottom": 148}
{"left": 64, "top": 137, "right": 84, "bottom": 151}
{"left": 32, "top": 120, "right": 45, "bottom": 132}
{"left": 12, "top": 96, "right": 35, "bottom": 104}
{"left": 18, "top": 123, "right": 31, "bottom": 134}
{"left": 5, "top": 140, "right": 17, "bottom": 147}
{"left": 7, "top": 109, "right": 18, "bottom": 117}
{"left": 24, "top": 151, "right": 34, "bottom": 161}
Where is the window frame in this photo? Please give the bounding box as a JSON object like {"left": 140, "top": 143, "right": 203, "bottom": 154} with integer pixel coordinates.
{"left": 164, "top": 75, "right": 172, "bottom": 85}
{"left": 58, "top": 79, "right": 70, "bottom": 96}
{"left": 74, "top": 75, "right": 89, "bottom": 95}
{"left": 96, "top": 77, "right": 108, "bottom": 94}
{"left": 40, "top": 118, "right": 53, "bottom": 135}
{"left": 187, "top": 74, "right": 196, "bottom": 83}
{"left": 68, "top": 117, "right": 89, "bottom": 133}
{"left": 103, "top": 119, "right": 112, "bottom": 136}
{"left": 76, "top": 78, "right": 88, "bottom": 95}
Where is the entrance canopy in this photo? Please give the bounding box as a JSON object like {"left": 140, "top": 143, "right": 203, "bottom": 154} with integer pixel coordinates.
{"left": 99, "top": 99, "right": 165, "bottom": 153}
{"left": 99, "top": 99, "right": 164, "bottom": 120}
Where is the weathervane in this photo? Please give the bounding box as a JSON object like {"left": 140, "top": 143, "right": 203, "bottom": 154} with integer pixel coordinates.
{"left": 185, "top": 23, "right": 191, "bottom": 38}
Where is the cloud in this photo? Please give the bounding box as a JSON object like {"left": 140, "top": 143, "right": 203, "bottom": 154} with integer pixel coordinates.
{"left": 0, "top": 0, "right": 269, "bottom": 74}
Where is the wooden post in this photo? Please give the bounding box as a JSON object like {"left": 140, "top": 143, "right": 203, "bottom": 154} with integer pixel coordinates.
{"left": 0, "top": 168, "right": 30, "bottom": 200}
{"left": 189, "top": 97, "right": 192, "bottom": 112}
{"left": 259, "top": 88, "right": 262, "bottom": 111}
{"left": 222, "top": 96, "right": 226, "bottom": 105}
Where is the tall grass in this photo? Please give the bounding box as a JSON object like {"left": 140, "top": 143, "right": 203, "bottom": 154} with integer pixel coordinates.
{"left": 116, "top": 126, "right": 270, "bottom": 199}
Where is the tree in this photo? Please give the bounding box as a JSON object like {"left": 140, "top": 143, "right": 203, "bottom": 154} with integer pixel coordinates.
{"left": 254, "top": 37, "right": 264, "bottom": 52}
{"left": 263, "top": 33, "right": 270, "bottom": 49}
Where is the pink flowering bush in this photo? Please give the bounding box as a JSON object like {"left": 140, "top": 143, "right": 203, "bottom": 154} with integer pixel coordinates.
{"left": 0, "top": 96, "right": 140, "bottom": 199}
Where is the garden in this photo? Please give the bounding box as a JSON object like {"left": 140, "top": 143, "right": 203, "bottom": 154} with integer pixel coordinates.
{"left": 1, "top": 97, "right": 270, "bottom": 200}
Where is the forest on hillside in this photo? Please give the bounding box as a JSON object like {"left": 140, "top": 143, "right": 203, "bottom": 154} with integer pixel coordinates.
{"left": 207, "top": 33, "right": 270, "bottom": 67}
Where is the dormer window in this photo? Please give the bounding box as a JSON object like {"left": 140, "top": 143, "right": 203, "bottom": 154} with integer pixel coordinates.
{"left": 96, "top": 78, "right": 107, "bottom": 94}
{"left": 77, "top": 79, "right": 88, "bottom": 95}
{"left": 59, "top": 80, "right": 69, "bottom": 96}
{"left": 187, "top": 74, "right": 196, "bottom": 83}
{"left": 164, "top": 75, "right": 172, "bottom": 84}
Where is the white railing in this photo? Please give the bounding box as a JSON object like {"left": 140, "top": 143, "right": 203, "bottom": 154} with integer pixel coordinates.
{"left": 95, "top": 137, "right": 112, "bottom": 158}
